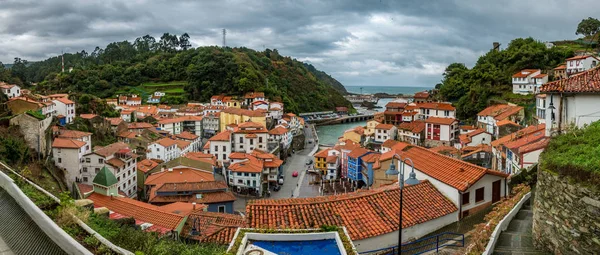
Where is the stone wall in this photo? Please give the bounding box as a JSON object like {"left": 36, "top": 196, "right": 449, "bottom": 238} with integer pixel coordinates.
{"left": 533, "top": 169, "right": 600, "bottom": 254}
{"left": 9, "top": 114, "right": 53, "bottom": 156}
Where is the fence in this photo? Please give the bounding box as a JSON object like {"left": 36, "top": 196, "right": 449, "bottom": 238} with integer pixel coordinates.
{"left": 360, "top": 232, "right": 464, "bottom": 255}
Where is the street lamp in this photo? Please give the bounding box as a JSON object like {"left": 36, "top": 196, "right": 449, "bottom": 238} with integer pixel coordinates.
{"left": 385, "top": 153, "right": 419, "bottom": 254}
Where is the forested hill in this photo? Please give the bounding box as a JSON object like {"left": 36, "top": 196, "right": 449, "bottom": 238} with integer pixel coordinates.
{"left": 3, "top": 33, "right": 352, "bottom": 113}
{"left": 436, "top": 38, "right": 574, "bottom": 121}
{"left": 303, "top": 63, "right": 347, "bottom": 94}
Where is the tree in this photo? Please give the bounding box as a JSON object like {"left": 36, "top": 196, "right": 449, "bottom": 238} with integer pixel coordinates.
{"left": 159, "top": 33, "right": 179, "bottom": 52}
{"left": 179, "top": 33, "right": 191, "bottom": 50}
{"left": 576, "top": 17, "right": 600, "bottom": 38}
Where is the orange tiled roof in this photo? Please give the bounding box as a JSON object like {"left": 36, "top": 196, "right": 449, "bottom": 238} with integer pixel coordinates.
{"left": 394, "top": 146, "right": 508, "bottom": 191}
{"left": 106, "top": 117, "right": 123, "bottom": 126}
{"left": 79, "top": 114, "right": 98, "bottom": 119}
{"left": 477, "top": 104, "right": 522, "bottom": 121}
{"left": 175, "top": 140, "right": 191, "bottom": 150}
{"left": 429, "top": 145, "right": 460, "bottom": 155}
{"left": 518, "top": 137, "right": 550, "bottom": 154}
{"left": 417, "top": 102, "right": 455, "bottom": 111}
{"left": 375, "top": 123, "right": 395, "bottom": 130}
{"left": 459, "top": 128, "right": 489, "bottom": 144}
{"left": 491, "top": 124, "right": 545, "bottom": 147}
{"left": 87, "top": 193, "right": 185, "bottom": 231}
{"left": 504, "top": 130, "right": 546, "bottom": 151}
{"left": 158, "top": 202, "right": 205, "bottom": 216}
{"left": 183, "top": 211, "right": 247, "bottom": 245}
{"left": 566, "top": 55, "right": 600, "bottom": 61}
{"left": 348, "top": 147, "right": 370, "bottom": 158}
{"left": 385, "top": 102, "right": 407, "bottom": 109}
{"left": 425, "top": 117, "right": 456, "bottom": 125}
{"left": 314, "top": 148, "right": 331, "bottom": 158}
{"left": 176, "top": 131, "right": 199, "bottom": 140}
{"left": 496, "top": 119, "right": 520, "bottom": 127}
{"left": 268, "top": 126, "right": 288, "bottom": 135}
{"left": 382, "top": 139, "right": 399, "bottom": 149}
{"left": 246, "top": 180, "right": 457, "bottom": 240}
{"left": 154, "top": 137, "right": 178, "bottom": 148}
{"left": 106, "top": 158, "right": 125, "bottom": 168}
{"left": 118, "top": 131, "right": 136, "bottom": 139}
{"left": 541, "top": 66, "right": 600, "bottom": 93}
{"left": 512, "top": 69, "right": 539, "bottom": 78}
{"left": 137, "top": 159, "right": 159, "bottom": 173}
{"left": 145, "top": 168, "right": 215, "bottom": 186}
{"left": 554, "top": 64, "right": 566, "bottom": 70}
{"left": 494, "top": 106, "right": 523, "bottom": 121}
{"left": 228, "top": 155, "right": 262, "bottom": 173}
{"left": 52, "top": 138, "right": 86, "bottom": 148}
{"left": 57, "top": 129, "right": 92, "bottom": 139}
{"left": 398, "top": 120, "right": 426, "bottom": 133}
{"left": 209, "top": 130, "right": 231, "bottom": 141}
{"left": 244, "top": 91, "right": 265, "bottom": 99}
{"left": 413, "top": 91, "right": 430, "bottom": 99}
{"left": 221, "top": 107, "right": 265, "bottom": 117}
{"left": 128, "top": 122, "right": 154, "bottom": 129}
{"left": 326, "top": 155, "right": 338, "bottom": 164}
{"left": 54, "top": 97, "right": 74, "bottom": 104}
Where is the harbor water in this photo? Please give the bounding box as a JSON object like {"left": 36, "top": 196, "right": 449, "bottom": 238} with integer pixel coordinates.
{"left": 316, "top": 98, "right": 395, "bottom": 145}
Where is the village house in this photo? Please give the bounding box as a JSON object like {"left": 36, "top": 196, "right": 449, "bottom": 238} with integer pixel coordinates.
{"left": 208, "top": 130, "right": 232, "bottom": 165}
{"left": 496, "top": 119, "right": 522, "bottom": 137}
{"left": 313, "top": 148, "right": 330, "bottom": 175}
{"left": 511, "top": 69, "right": 548, "bottom": 94}
{"left": 53, "top": 97, "right": 76, "bottom": 124}
{"left": 211, "top": 94, "right": 226, "bottom": 106}
{"left": 565, "top": 55, "right": 599, "bottom": 76}
{"left": 424, "top": 117, "right": 458, "bottom": 147}
{"left": 148, "top": 181, "right": 235, "bottom": 214}
{"left": 456, "top": 128, "right": 491, "bottom": 149}
{"left": 126, "top": 95, "right": 142, "bottom": 106}
{"left": 0, "top": 82, "right": 21, "bottom": 98}
{"left": 52, "top": 138, "right": 87, "bottom": 189}
{"left": 120, "top": 109, "right": 136, "bottom": 122}
{"left": 477, "top": 104, "right": 524, "bottom": 138}
{"left": 267, "top": 103, "right": 283, "bottom": 120}
{"left": 174, "top": 131, "right": 202, "bottom": 152}
{"left": 383, "top": 101, "right": 406, "bottom": 125}
{"left": 55, "top": 129, "right": 92, "bottom": 154}
{"left": 397, "top": 120, "right": 425, "bottom": 146}
{"left": 337, "top": 139, "right": 361, "bottom": 179}
{"left": 251, "top": 100, "right": 269, "bottom": 111}
{"left": 413, "top": 91, "right": 431, "bottom": 103}
{"left": 203, "top": 105, "right": 226, "bottom": 115}
{"left": 158, "top": 118, "right": 182, "bottom": 134}
{"left": 373, "top": 123, "right": 397, "bottom": 143}
{"left": 540, "top": 66, "right": 600, "bottom": 136}
{"left": 268, "top": 125, "right": 292, "bottom": 150}
{"left": 553, "top": 64, "right": 567, "bottom": 80}
{"left": 347, "top": 147, "right": 372, "bottom": 183}
{"left": 281, "top": 113, "right": 302, "bottom": 135}
{"left": 341, "top": 125, "right": 365, "bottom": 145}
{"left": 219, "top": 108, "right": 266, "bottom": 132}
{"left": 490, "top": 124, "right": 545, "bottom": 172}
{"left": 85, "top": 167, "right": 187, "bottom": 235}
{"left": 246, "top": 180, "right": 458, "bottom": 252}
{"left": 146, "top": 137, "right": 179, "bottom": 162}
{"left": 202, "top": 113, "right": 220, "bottom": 138}
{"left": 231, "top": 122, "right": 268, "bottom": 153}
{"left": 243, "top": 91, "right": 266, "bottom": 106}
{"left": 249, "top": 149, "right": 283, "bottom": 190}
{"left": 81, "top": 142, "right": 138, "bottom": 198}
{"left": 461, "top": 144, "right": 493, "bottom": 168}
{"left": 535, "top": 94, "right": 547, "bottom": 125}
{"left": 365, "top": 119, "right": 380, "bottom": 137}
{"left": 136, "top": 159, "right": 160, "bottom": 193}
{"left": 227, "top": 154, "right": 263, "bottom": 196}
{"left": 415, "top": 102, "right": 456, "bottom": 120}
{"left": 377, "top": 145, "right": 509, "bottom": 218}
{"left": 503, "top": 130, "right": 548, "bottom": 175}
{"left": 324, "top": 148, "right": 341, "bottom": 180}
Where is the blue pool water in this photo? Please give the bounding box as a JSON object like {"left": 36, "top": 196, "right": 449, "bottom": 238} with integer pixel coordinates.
{"left": 251, "top": 239, "right": 342, "bottom": 255}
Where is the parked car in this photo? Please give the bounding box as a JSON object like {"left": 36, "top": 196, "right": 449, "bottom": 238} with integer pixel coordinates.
{"left": 278, "top": 177, "right": 284, "bottom": 185}
{"left": 292, "top": 171, "right": 299, "bottom": 177}
{"left": 273, "top": 185, "right": 281, "bottom": 191}
{"left": 306, "top": 159, "right": 313, "bottom": 165}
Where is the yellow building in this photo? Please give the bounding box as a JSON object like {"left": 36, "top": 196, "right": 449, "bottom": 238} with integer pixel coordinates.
{"left": 224, "top": 96, "right": 242, "bottom": 109}
{"left": 365, "top": 120, "right": 380, "bottom": 136}
{"left": 219, "top": 108, "right": 267, "bottom": 132}
{"left": 313, "top": 148, "right": 330, "bottom": 174}
{"left": 341, "top": 126, "right": 365, "bottom": 144}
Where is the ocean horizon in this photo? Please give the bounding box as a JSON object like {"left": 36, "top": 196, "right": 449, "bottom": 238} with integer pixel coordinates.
{"left": 345, "top": 85, "right": 432, "bottom": 95}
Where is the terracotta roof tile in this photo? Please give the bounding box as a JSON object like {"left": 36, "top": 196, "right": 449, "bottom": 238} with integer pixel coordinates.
{"left": 158, "top": 202, "right": 206, "bottom": 216}
{"left": 79, "top": 114, "right": 97, "bottom": 119}
{"left": 57, "top": 129, "right": 92, "bottom": 139}
{"left": 375, "top": 123, "right": 395, "bottom": 130}
{"left": 381, "top": 139, "right": 399, "bottom": 149}
{"left": 348, "top": 147, "right": 370, "bottom": 159}
{"left": 518, "top": 137, "right": 550, "bottom": 154}
{"left": 106, "top": 117, "right": 123, "bottom": 126}
{"left": 228, "top": 155, "right": 263, "bottom": 173}
{"left": 221, "top": 107, "right": 265, "bottom": 117}
{"left": 52, "top": 138, "right": 86, "bottom": 148}
{"left": 491, "top": 124, "right": 545, "bottom": 148}
{"left": 268, "top": 126, "right": 288, "bottom": 135}
{"left": 176, "top": 131, "right": 199, "bottom": 140}
{"left": 326, "top": 155, "right": 338, "bottom": 163}
{"left": 504, "top": 130, "right": 546, "bottom": 150}
{"left": 512, "top": 69, "right": 539, "bottom": 78}
{"left": 496, "top": 119, "right": 520, "bottom": 127}
{"left": 385, "top": 102, "right": 407, "bottom": 109}
{"left": 137, "top": 159, "right": 159, "bottom": 173}
{"left": 183, "top": 211, "right": 246, "bottom": 245}
{"left": 88, "top": 193, "right": 185, "bottom": 231}
{"left": 154, "top": 137, "right": 178, "bottom": 147}
{"left": 429, "top": 146, "right": 460, "bottom": 155}
{"left": 246, "top": 180, "right": 456, "bottom": 240}
{"left": 398, "top": 120, "right": 426, "bottom": 133}
{"left": 425, "top": 117, "right": 456, "bottom": 125}
{"left": 541, "top": 66, "right": 600, "bottom": 93}
{"left": 145, "top": 168, "right": 215, "bottom": 186}
{"left": 54, "top": 97, "right": 74, "bottom": 104}
{"left": 106, "top": 158, "right": 125, "bottom": 168}
{"left": 413, "top": 91, "right": 430, "bottom": 99}
{"left": 128, "top": 122, "right": 154, "bottom": 129}
{"left": 93, "top": 142, "right": 130, "bottom": 157}
{"left": 209, "top": 130, "right": 232, "bottom": 141}
{"left": 314, "top": 148, "right": 331, "bottom": 158}
{"left": 416, "top": 102, "right": 455, "bottom": 111}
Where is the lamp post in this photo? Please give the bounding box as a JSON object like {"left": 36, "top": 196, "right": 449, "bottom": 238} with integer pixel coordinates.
{"left": 385, "top": 153, "right": 419, "bottom": 255}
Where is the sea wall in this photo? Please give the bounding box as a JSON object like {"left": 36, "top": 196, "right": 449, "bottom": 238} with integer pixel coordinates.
{"left": 532, "top": 170, "right": 600, "bottom": 254}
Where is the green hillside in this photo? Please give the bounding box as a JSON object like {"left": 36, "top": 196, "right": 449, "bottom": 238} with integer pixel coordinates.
{"left": 6, "top": 33, "right": 352, "bottom": 113}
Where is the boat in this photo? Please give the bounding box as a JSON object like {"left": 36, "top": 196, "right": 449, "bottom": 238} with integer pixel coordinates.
{"left": 344, "top": 94, "right": 379, "bottom": 104}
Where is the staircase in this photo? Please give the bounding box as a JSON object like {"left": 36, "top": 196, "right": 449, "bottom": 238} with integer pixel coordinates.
{"left": 492, "top": 199, "right": 548, "bottom": 255}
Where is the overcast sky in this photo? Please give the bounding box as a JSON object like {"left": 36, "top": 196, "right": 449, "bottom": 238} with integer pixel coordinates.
{"left": 1, "top": 0, "right": 599, "bottom": 87}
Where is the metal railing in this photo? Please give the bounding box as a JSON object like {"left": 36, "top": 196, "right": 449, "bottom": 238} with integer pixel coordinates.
{"left": 360, "top": 232, "right": 464, "bottom": 255}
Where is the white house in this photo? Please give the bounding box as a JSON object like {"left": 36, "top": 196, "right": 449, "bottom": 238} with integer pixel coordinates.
{"left": 81, "top": 142, "right": 137, "bottom": 198}
{"left": 202, "top": 113, "right": 220, "bottom": 138}
{"left": 175, "top": 131, "right": 202, "bottom": 153}
{"left": 120, "top": 109, "right": 135, "bottom": 122}
{"left": 268, "top": 126, "right": 292, "bottom": 150}
{"left": 55, "top": 129, "right": 92, "bottom": 154}
{"left": 227, "top": 154, "right": 263, "bottom": 195}
{"left": 232, "top": 122, "right": 268, "bottom": 153}
{"left": 0, "top": 83, "right": 21, "bottom": 99}
{"left": 146, "top": 137, "right": 179, "bottom": 162}
{"left": 158, "top": 118, "right": 182, "bottom": 135}
{"left": 504, "top": 133, "right": 548, "bottom": 176}
{"left": 244, "top": 92, "right": 266, "bottom": 106}
{"left": 211, "top": 94, "right": 226, "bottom": 106}
{"left": 53, "top": 97, "right": 76, "bottom": 124}
{"left": 540, "top": 67, "right": 600, "bottom": 136}
{"left": 397, "top": 121, "right": 425, "bottom": 146}
{"left": 52, "top": 138, "right": 86, "bottom": 189}
{"left": 268, "top": 102, "right": 284, "bottom": 120}
{"left": 511, "top": 69, "right": 547, "bottom": 95}
{"left": 477, "top": 104, "right": 523, "bottom": 138}
{"left": 373, "top": 124, "right": 397, "bottom": 143}
{"left": 126, "top": 95, "right": 142, "bottom": 106}
{"left": 393, "top": 145, "right": 509, "bottom": 218}
{"left": 208, "top": 130, "right": 233, "bottom": 163}
{"left": 566, "top": 55, "right": 599, "bottom": 76}
{"left": 535, "top": 94, "right": 547, "bottom": 124}
{"left": 415, "top": 102, "right": 456, "bottom": 120}
{"left": 325, "top": 148, "right": 341, "bottom": 180}
{"left": 424, "top": 117, "right": 458, "bottom": 147}
{"left": 457, "top": 129, "right": 491, "bottom": 149}
{"left": 251, "top": 100, "right": 269, "bottom": 111}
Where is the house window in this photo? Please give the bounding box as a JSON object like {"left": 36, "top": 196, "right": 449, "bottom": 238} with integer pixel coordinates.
{"left": 222, "top": 154, "right": 226, "bottom": 160}
{"left": 252, "top": 180, "right": 256, "bottom": 187}
{"left": 83, "top": 167, "right": 88, "bottom": 173}
{"left": 222, "top": 146, "right": 226, "bottom": 151}
{"left": 239, "top": 137, "right": 243, "bottom": 143}
{"left": 86, "top": 158, "right": 90, "bottom": 163}
{"left": 244, "top": 173, "right": 249, "bottom": 177}
{"left": 214, "top": 146, "right": 218, "bottom": 152}
{"left": 250, "top": 139, "right": 253, "bottom": 145}
{"left": 95, "top": 168, "right": 100, "bottom": 173}
{"left": 83, "top": 177, "right": 88, "bottom": 182}
{"left": 462, "top": 192, "right": 470, "bottom": 205}
{"left": 98, "top": 159, "right": 104, "bottom": 164}
{"left": 218, "top": 205, "right": 226, "bottom": 213}
{"left": 476, "top": 187, "right": 484, "bottom": 203}
{"left": 259, "top": 137, "right": 263, "bottom": 143}
{"left": 58, "top": 158, "right": 62, "bottom": 163}
{"left": 157, "top": 148, "right": 160, "bottom": 152}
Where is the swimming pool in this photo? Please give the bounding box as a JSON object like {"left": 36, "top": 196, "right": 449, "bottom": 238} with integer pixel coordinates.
{"left": 251, "top": 239, "right": 342, "bottom": 255}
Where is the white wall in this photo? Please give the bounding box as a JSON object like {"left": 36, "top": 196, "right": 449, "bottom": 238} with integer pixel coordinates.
{"left": 467, "top": 133, "right": 491, "bottom": 147}
{"left": 353, "top": 211, "right": 459, "bottom": 253}
{"left": 522, "top": 149, "right": 543, "bottom": 169}
{"left": 52, "top": 147, "right": 84, "bottom": 189}
{"left": 1, "top": 85, "right": 21, "bottom": 98}
{"left": 210, "top": 140, "right": 231, "bottom": 163}
{"left": 462, "top": 174, "right": 505, "bottom": 212}
{"left": 545, "top": 94, "right": 600, "bottom": 136}
{"left": 53, "top": 100, "right": 76, "bottom": 124}
{"left": 146, "top": 143, "right": 178, "bottom": 162}
{"left": 232, "top": 133, "right": 268, "bottom": 153}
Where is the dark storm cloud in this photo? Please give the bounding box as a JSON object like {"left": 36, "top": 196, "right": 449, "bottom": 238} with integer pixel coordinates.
{"left": 1, "top": 0, "right": 600, "bottom": 86}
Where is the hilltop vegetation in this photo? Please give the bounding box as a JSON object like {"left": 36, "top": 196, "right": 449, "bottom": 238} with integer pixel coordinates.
{"left": 436, "top": 38, "right": 574, "bottom": 121}
{"left": 0, "top": 33, "right": 352, "bottom": 113}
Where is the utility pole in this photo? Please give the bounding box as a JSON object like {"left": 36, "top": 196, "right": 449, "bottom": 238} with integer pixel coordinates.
{"left": 61, "top": 50, "right": 65, "bottom": 73}
{"left": 222, "top": 29, "right": 227, "bottom": 48}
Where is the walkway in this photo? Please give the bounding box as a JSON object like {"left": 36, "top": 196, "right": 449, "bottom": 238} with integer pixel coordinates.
{"left": 493, "top": 198, "right": 548, "bottom": 255}
{"left": 0, "top": 188, "right": 67, "bottom": 255}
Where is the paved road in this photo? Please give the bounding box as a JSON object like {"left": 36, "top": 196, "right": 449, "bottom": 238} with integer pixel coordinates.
{"left": 233, "top": 125, "right": 318, "bottom": 212}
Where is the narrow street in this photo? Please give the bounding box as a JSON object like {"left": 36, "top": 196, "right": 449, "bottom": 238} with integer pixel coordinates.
{"left": 233, "top": 124, "right": 318, "bottom": 212}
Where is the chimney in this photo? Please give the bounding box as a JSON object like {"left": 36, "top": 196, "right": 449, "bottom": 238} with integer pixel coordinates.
{"left": 192, "top": 202, "right": 196, "bottom": 210}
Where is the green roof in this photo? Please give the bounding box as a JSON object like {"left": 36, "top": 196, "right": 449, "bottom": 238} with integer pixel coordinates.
{"left": 93, "top": 166, "right": 118, "bottom": 187}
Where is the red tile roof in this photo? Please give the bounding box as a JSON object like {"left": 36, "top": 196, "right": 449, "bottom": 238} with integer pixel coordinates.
{"left": 52, "top": 138, "right": 86, "bottom": 148}
{"left": 128, "top": 122, "right": 154, "bottom": 129}
{"left": 554, "top": 64, "right": 566, "bottom": 70}
{"left": 183, "top": 211, "right": 247, "bottom": 245}
{"left": 209, "top": 130, "right": 231, "bottom": 141}
{"left": 246, "top": 180, "right": 456, "bottom": 240}
{"left": 494, "top": 106, "right": 523, "bottom": 121}
{"left": 425, "top": 117, "right": 456, "bottom": 125}
{"left": 413, "top": 91, "right": 430, "bottom": 99}
{"left": 504, "top": 130, "right": 546, "bottom": 150}
{"left": 137, "top": 159, "right": 159, "bottom": 173}
{"left": 395, "top": 146, "right": 508, "bottom": 191}
{"left": 145, "top": 168, "right": 215, "bottom": 186}
{"left": 79, "top": 114, "right": 97, "bottom": 119}
{"left": 221, "top": 107, "right": 265, "bottom": 117}
{"left": 496, "top": 119, "right": 520, "bottom": 127}
{"left": 228, "top": 155, "right": 263, "bottom": 173}
{"left": 385, "top": 102, "right": 406, "bottom": 109}
{"left": 477, "top": 104, "right": 522, "bottom": 120}
{"left": 375, "top": 123, "right": 395, "bottom": 130}
{"left": 107, "top": 158, "right": 125, "bottom": 168}
{"left": 566, "top": 55, "right": 600, "bottom": 61}
{"left": 491, "top": 124, "right": 545, "bottom": 148}
{"left": 93, "top": 142, "right": 129, "bottom": 157}
{"left": 106, "top": 117, "right": 123, "bottom": 126}
{"left": 244, "top": 91, "right": 265, "bottom": 99}
{"left": 459, "top": 129, "right": 489, "bottom": 144}
{"left": 382, "top": 139, "right": 399, "bottom": 149}
{"left": 158, "top": 202, "right": 205, "bottom": 216}
{"left": 416, "top": 102, "right": 455, "bottom": 111}
{"left": 56, "top": 129, "right": 92, "bottom": 139}
{"left": 541, "top": 66, "right": 600, "bottom": 93}
{"left": 175, "top": 140, "right": 191, "bottom": 150}
{"left": 348, "top": 147, "right": 370, "bottom": 158}
{"left": 461, "top": 144, "right": 492, "bottom": 158}
{"left": 268, "top": 126, "right": 289, "bottom": 135}
{"left": 398, "top": 120, "right": 426, "bottom": 133}
{"left": 314, "top": 148, "right": 331, "bottom": 158}
{"left": 512, "top": 69, "right": 539, "bottom": 78}
{"left": 326, "top": 155, "right": 338, "bottom": 164}
{"left": 176, "top": 131, "right": 199, "bottom": 140}
{"left": 429, "top": 145, "right": 460, "bottom": 155}
{"left": 54, "top": 97, "right": 75, "bottom": 104}
{"left": 518, "top": 137, "right": 550, "bottom": 154}
{"left": 88, "top": 193, "right": 185, "bottom": 231}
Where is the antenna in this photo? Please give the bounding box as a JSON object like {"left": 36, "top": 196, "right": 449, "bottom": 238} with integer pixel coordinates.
{"left": 61, "top": 50, "right": 65, "bottom": 73}
{"left": 222, "top": 29, "right": 227, "bottom": 48}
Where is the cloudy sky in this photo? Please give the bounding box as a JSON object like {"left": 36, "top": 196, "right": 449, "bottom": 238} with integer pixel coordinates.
{"left": 1, "top": 0, "right": 598, "bottom": 87}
